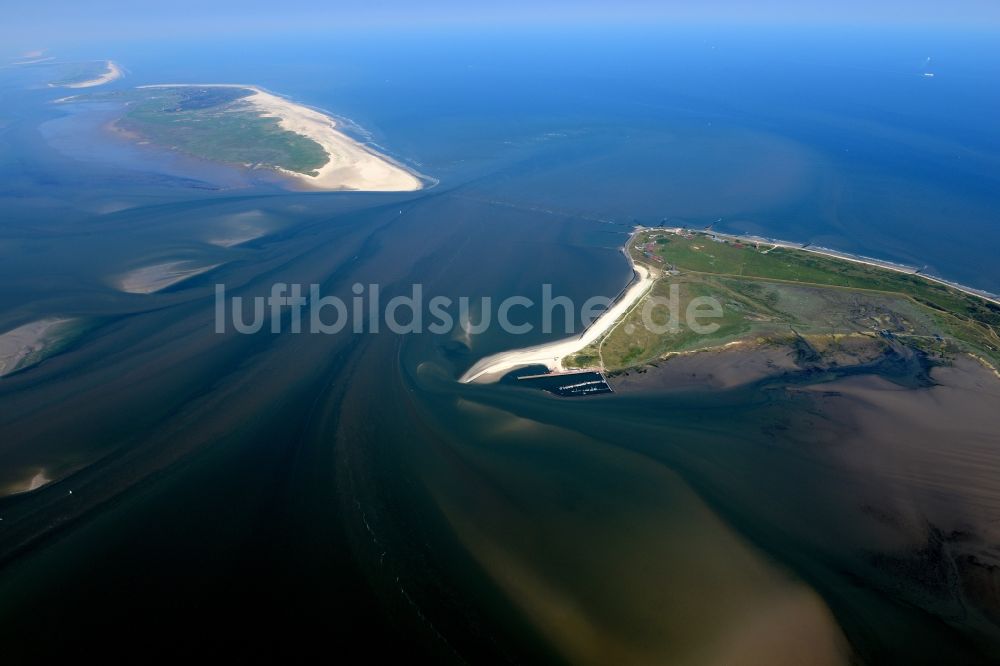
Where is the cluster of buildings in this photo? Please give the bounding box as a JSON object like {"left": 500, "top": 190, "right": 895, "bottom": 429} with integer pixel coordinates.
{"left": 636, "top": 234, "right": 680, "bottom": 274}
{"left": 641, "top": 241, "right": 665, "bottom": 263}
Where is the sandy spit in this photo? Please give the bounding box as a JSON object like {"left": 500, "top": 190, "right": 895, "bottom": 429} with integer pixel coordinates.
{"left": 460, "top": 264, "right": 654, "bottom": 383}
{"left": 60, "top": 60, "right": 123, "bottom": 88}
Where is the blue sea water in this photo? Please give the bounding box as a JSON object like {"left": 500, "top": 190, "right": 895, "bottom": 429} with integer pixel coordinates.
{"left": 45, "top": 27, "right": 1000, "bottom": 286}
{"left": 2, "top": 25, "right": 1000, "bottom": 663}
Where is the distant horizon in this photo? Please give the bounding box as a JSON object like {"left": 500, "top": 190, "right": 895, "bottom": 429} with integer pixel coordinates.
{"left": 4, "top": 0, "right": 1000, "bottom": 52}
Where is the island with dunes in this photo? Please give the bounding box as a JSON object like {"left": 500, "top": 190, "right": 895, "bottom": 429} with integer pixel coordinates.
{"left": 59, "top": 84, "right": 425, "bottom": 192}
{"left": 563, "top": 228, "right": 1000, "bottom": 376}
{"left": 463, "top": 225, "right": 1000, "bottom": 390}
{"left": 48, "top": 59, "right": 122, "bottom": 88}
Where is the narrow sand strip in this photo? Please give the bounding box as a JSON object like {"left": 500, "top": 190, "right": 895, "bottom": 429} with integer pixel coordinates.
{"left": 140, "top": 84, "right": 423, "bottom": 192}
{"left": 60, "top": 60, "right": 122, "bottom": 88}
{"left": 116, "top": 261, "right": 220, "bottom": 294}
{"left": 207, "top": 232, "right": 266, "bottom": 248}
{"left": 12, "top": 56, "right": 55, "bottom": 66}
{"left": 460, "top": 263, "right": 654, "bottom": 383}
{"left": 0, "top": 318, "right": 73, "bottom": 377}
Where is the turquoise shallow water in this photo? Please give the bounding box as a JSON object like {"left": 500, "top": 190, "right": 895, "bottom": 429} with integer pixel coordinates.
{"left": 1, "top": 27, "right": 1000, "bottom": 662}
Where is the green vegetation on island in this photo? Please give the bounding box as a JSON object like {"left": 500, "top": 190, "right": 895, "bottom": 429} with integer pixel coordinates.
{"left": 111, "top": 86, "right": 329, "bottom": 176}
{"left": 566, "top": 229, "right": 1000, "bottom": 372}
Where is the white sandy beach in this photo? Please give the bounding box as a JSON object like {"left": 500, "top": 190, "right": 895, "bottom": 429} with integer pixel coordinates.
{"left": 116, "top": 261, "right": 220, "bottom": 294}
{"left": 0, "top": 318, "right": 72, "bottom": 377}
{"left": 460, "top": 263, "right": 654, "bottom": 383}
{"left": 60, "top": 60, "right": 123, "bottom": 88}
{"left": 140, "top": 84, "right": 423, "bottom": 192}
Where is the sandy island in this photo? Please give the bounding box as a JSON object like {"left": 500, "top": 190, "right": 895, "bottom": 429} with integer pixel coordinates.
{"left": 140, "top": 84, "right": 424, "bottom": 192}
{"left": 59, "top": 60, "right": 123, "bottom": 88}
{"left": 460, "top": 258, "right": 655, "bottom": 383}
{"left": 0, "top": 318, "right": 73, "bottom": 377}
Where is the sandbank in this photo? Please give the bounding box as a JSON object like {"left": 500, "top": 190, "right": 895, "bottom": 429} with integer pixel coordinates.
{"left": 205, "top": 210, "right": 270, "bottom": 247}
{"left": 116, "top": 261, "right": 220, "bottom": 294}
{"left": 0, "top": 318, "right": 73, "bottom": 377}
